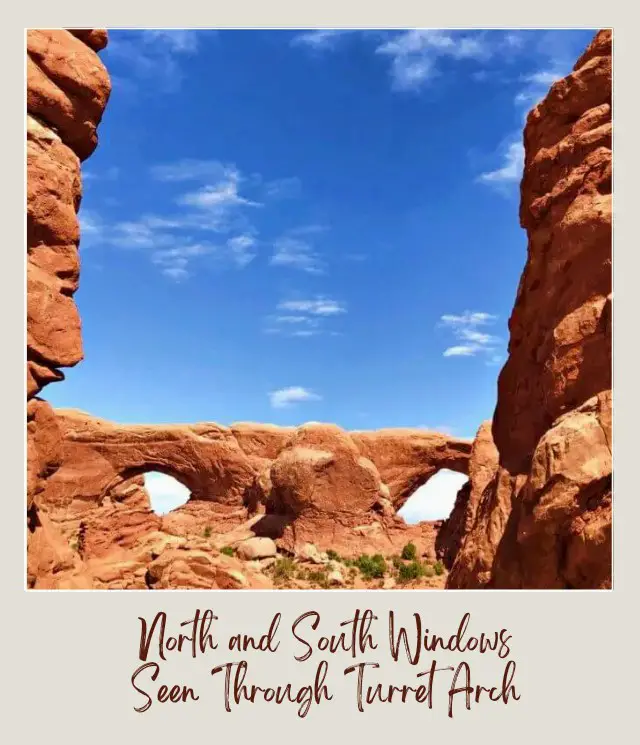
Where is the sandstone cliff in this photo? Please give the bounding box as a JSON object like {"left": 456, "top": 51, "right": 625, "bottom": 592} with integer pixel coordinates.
{"left": 447, "top": 30, "right": 612, "bottom": 589}
{"left": 27, "top": 29, "right": 111, "bottom": 587}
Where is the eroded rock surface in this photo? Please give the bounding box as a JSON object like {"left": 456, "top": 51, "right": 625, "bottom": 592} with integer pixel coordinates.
{"left": 26, "top": 29, "right": 111, "bottom": 589}
{"left": 447, "top": 30, "right": 612, "bottom": 589}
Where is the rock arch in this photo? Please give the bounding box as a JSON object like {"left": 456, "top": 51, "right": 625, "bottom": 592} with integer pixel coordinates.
{"left": 41, "top": 412, "right": 472, "bottom": 529}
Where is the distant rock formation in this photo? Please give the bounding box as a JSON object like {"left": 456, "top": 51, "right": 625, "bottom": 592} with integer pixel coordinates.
{"left": 447, "top": 30, "right": 612, "bottom": 589}
{"left": 34, "top": 410, "right": 470, "bottom": 567}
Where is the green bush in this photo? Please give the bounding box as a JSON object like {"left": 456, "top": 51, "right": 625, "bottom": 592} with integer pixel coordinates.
{"left": 220, "top": 546, "right": 234, "bottom": 557}
{"left": 356, "top": 554, "right": 387, "bottom": 579}
{"left": 273, "top": 558, "right": 295, "bottom": 582}
{"left": 401, "top": 542, "right": 417, "bottom": 561}
{"left": 203, "top": 526, "right": 212, "bottom": 538}
{"left": 422, "top": 563, "right": 435, "bottom": 578}
{"left": 326, "top": 549, "right": 341, "bottom": 562}
{"left": 308, "top": 570, "right": 329, "bottom": 588}
{"left": 398, "top": 560, "right": 423, "bottom": 583}
{"left": 392, "top": 555, "right": 403, "bottom": 569}
{"left": 434, "top": 560, "right": 445, "bottom": 576}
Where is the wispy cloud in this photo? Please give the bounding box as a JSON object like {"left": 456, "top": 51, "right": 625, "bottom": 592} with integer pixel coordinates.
{"left": 376, "top": 30, "right": 491, "bottom": 91}
{"left": 79, "top": 157, "right": 291, "bottom": 278}
{"left": 476, "top": 31, "right": 592, "bottom": 192}
{"left": 77, "top": 209, "right": 102, "bottom": 247}
{"left": 82, "top": 166, "right": 120, "bottom": 182}
{"left": 290, "top": 29, "right": 353, "bottom": 50}
{"left": 290, "top": 29, "right": 539, "bottom": 93}
{"left": 151, "top": 242, "right": 216, "bottom": 281}
{"left": 514, "top": 70, "right": 562, "bottom": 110}
{"left": 477, "top": 139, "right": 524, "bottom": 192}
{"left": 269, "top": 386, "right": 321, "bottom": 408}
{"left": 278, "top": 298, "right": 346, "bottom": 316}
{"left": 106, "top": 30, "right": 203, "bottom": 92}
{"left": 439, "top": 311, "right": 502, "bottom": 359}
{"left": 150, "top": 159, "right": 232, "bottom": 183}
{"left": 270, "top": 234, "right": 325, "bottom": 274}
{"left": 266, "top": 296, "right": 346, "bottom": 337}
{"left": 179, "top": 172, "right": 261, "bottom": 211}
{"left": 264, "top": 176, "right": 302, "bottom": 200}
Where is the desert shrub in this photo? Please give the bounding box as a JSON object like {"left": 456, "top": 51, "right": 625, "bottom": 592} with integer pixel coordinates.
{"left": 326, "top": 549, "right": 341, "bottom": 562}
{"left": 203, "top": 526, "right": 212, "bottom": 538}
{"left": 220, "top": 546, "right": 234, "bottom": 557}
{"left": 422, "top": 563, "right": 435, "bottom": 578}
{"left": 308, "top": 570, "right": 329, "bottom": 588}
{"left": 398, "top": 561, "right": 423, "bottom": 583}
{"left": 401, "top": 542, "right": 417, "bottom": 561}
{"left": 273, "top": 558, "right": 295, "bottom": 582}
{"left": 392, "top": 555, "right": 403, "bottom": 569}
{"left": 356, "top": 554, "right": 387, "bottom": 579}
{"left": 434, "top": 560, "right": 445, "bottom": 576}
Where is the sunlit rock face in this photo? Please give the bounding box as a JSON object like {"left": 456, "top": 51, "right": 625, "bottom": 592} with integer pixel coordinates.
{"left": 447, "top": 30, "right": 612, "bottom": 590}
{"left": 27, "top": 29, "right": 111, "bottom": 589}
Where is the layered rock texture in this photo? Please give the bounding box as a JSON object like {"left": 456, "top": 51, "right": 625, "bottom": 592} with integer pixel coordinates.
{"left": 36, "top": 410, "right": 471, "bottom": 578}
{"left": 446, "top": 30, "right": 612, "bottom": 589}
{"left": 27, "top": 29, "right": 111, "bottom": 587}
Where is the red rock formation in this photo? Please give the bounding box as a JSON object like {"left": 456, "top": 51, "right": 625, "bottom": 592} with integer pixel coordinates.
{"left": 436, "top": 421, "right": 498, "bottom": 572}
{"left": 26, "top": 29, "right": 111, "bottom": 588}
{"left": 35, "top": 412, "right": 470, "bottom": 561}
{"left": 447, "top": 30, "right": 612, "bottom": 589}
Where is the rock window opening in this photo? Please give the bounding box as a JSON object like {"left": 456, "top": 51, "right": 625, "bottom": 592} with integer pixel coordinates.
{"left": 143, "top": 471, "right": 191, "bottom": 515}
{"left": 397, "top": 469, "right": 469, "bottom": 523}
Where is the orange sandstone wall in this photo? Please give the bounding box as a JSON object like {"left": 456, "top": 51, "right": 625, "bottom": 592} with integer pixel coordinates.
{"left": 447, "top": 30, "right": 612, "bottom": 589}
{"left": 27, "top": 29, "right": 111, "bottom": 586}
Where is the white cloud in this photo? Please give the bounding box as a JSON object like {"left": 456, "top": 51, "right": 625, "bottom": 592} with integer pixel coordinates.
{"left": 514, "top": 70, "right": 562, "bottom": 110}
{"left": 290, "top": 29, "right": 352, "bottom": 50}
{"left": 264, "top": 176, "right": 302, "bottom": 199}
{"left": 150, "top": 242, "right": 217, "bottom": 280}
{"left": 227, "top": 234, "right": 258, "bottom": 267}
{"left": 269, "top": 386, "right": 321, "bottom": 408}
{"left": 266, "top": 296, "right": 346, "bottom": 337}
{"left": 270, "top": 236, "right": 324, "bottom": 274}
{"left": 278, "top": 298, "right": 346, "bottom": 316}
{"left": 107, "top": 30, "right": 202, "bottom": 91}
{"left": 275, "top": 315, "right": 310, "bottom": 324}
{"left": 477, "top": 139, "right": 524, "bottom": 187}
{"left": 82, "top": 166, "right": 119, "bottom": 182}
{"left": 151, "top": 159, "right": 231, "bottom": 182}
{"left": 443, "top": 345, "right": 481, "bottom": 357}
{"left": 142, "top": 30, "right": 200, "bottom": 54}
{"left": 179, "top": 167, "right": 262, "bottom": 211}
{"left": 440, "top": 311, "right": 497, "bottom": 326}
{"left": 82, "top": 158, "right": 274, "bottom": 277}
{"left": 440, "top": 310, "right": 501, "bottom": 359}
{"left": 78, "top": 209, "right": 102, "bottom": 244}
{"left": 376, "top": 30, "right": 491, "bottom": 91}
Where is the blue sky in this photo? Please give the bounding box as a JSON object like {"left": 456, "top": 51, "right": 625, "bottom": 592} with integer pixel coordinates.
{"left": 45, "top": 29, "right": 595, "bottom": 517}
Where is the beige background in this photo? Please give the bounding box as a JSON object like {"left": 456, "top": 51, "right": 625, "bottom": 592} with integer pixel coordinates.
{"left": 7, "top": 1, "right": 636, "bottom": 741}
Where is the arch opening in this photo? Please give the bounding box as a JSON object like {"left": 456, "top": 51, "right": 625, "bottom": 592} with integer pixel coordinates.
{"left": 397, "top": 469, "right": 468, "bottom": 523}
{"left": 143, "top": 471, "right": 192, "bottom": 515}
